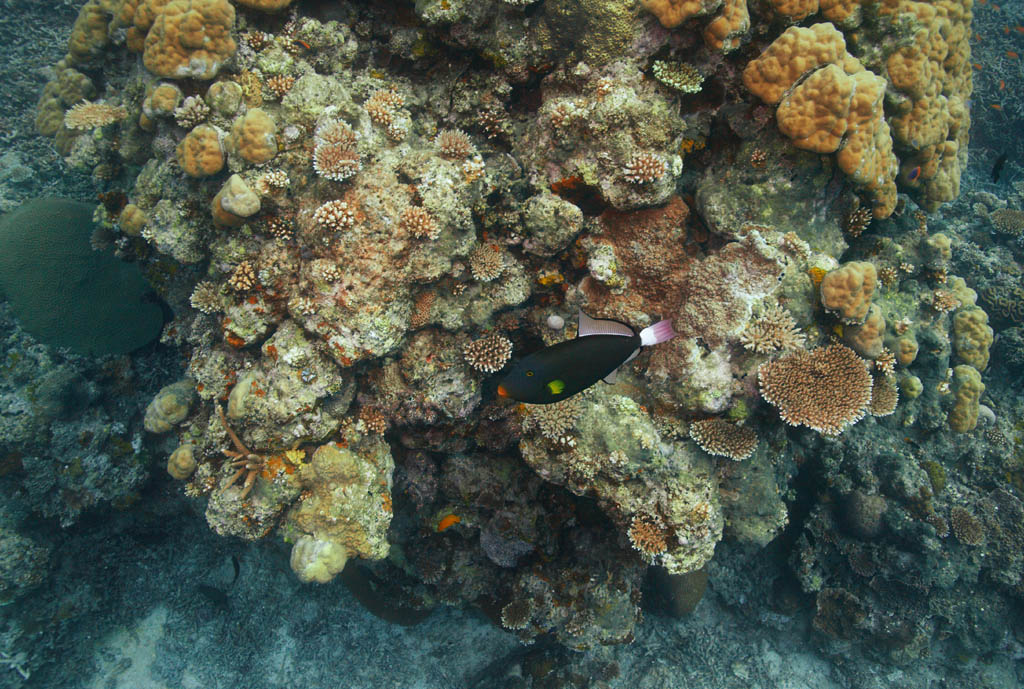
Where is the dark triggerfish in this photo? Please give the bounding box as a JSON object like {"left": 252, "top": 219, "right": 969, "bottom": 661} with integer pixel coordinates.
{"left": 496, "top": 312, "right": 677, "bottom": 404}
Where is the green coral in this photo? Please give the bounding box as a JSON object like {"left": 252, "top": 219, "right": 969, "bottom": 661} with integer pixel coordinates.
{"left": 651, "top": 60, "right": 705, "bottom": 93}
{"left": 920, "top": 460, "right": 947, "bottom": 494}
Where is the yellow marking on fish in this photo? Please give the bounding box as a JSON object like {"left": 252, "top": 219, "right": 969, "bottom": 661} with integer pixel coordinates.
{"left": 547, "top": 379, "right": 565, "bottom": 395}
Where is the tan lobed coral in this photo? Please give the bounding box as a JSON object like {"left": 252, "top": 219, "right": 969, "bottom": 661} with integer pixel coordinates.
{"left": 820, "top": 261, "right": 877, "bottom": 324}
{"left": 947, "top": 365, "right": 983, "bottom": 433}
{"left": 952, "top": 306, "right": 993, "bottom": 371}
{"left": 744, "top": 23, "right": 898, "bottom": 217}
{"left": 176, "top": 124, "right": 225, "bottom": 178}
{"left": 227, "top": 108, "right": 278, "bottom": 165}
{"left": 142, "top": 0, "right": 236, "bottom": 80}
{"left": 640, "top": 0, "right": 722, "bottom": 28}
{"left": 282, "top": 433, "right": 395, "bottom": 583}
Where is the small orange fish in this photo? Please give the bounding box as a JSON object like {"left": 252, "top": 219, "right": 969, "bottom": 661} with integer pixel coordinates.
{"left": 1016, "top": 25, "right": 1024, "bottom": 33}
{"left": 973, "top": 63, "right": 983, "bottom": 70}
{"left": 1007, "top": 51, "right": 1019, "bottom": 58}
{"left": 1000, "top": 79, "right": 1006, "bottom": 90}
{"left": 1004, "top": 26, "right": 1011, "bottom": 34}
{"left": 991, "top": 104, "right": 1003, "bottom": 110}
{"left": 437, "top": 514, "right": 461, "bottom": 532}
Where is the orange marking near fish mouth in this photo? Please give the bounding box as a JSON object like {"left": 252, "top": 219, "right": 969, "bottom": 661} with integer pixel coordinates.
{"left": 496, "top": 384, "right": 508, "bottom": 398}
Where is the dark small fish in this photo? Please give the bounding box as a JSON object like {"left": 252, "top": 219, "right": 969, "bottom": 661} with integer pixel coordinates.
{"left": 230, "top": 555, "right": 240, "bottom": 585}
{"left": 992, "top": 152, "right": 1007, "bottom": 183}
{"left": 196, "top": 584, "right": 230, "bottom": 613}
{"left": 496, "top": 312, "right": 676, "bottom": 404}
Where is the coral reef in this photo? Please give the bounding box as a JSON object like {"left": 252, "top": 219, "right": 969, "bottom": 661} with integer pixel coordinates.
{"left": 11, "top": 0, "right": 1024, "bottom": 682}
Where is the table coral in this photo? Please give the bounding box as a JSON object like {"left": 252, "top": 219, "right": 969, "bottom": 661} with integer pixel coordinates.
{"left": 758, "top": 344, "right": 873, "bottom": 436}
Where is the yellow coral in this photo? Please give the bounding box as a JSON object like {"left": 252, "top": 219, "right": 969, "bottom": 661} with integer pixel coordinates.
{"left": 820, "top": 261, "right": 876, "bottom": 324}
{"left": 227, "top": 108, "right": 278, "bottom": 165}
{"left": 769, "top": 0, "right": 818, "bottom": 21}
{"left": 640, "top": 0, "right": 722, "bottom": 28}
{"left": 142, "top": 82, "right": 183, "bottom": 119}
{"left": 119, "top": 204, "right": 148, "bottom": 236}
{"left": 235, "top": 0, "right": 295, "bottom": 9}
{"left": 948, "top": 365, "right": 983, "bottom": 433}
{"left": 211, "top": 174, "right": 260, "bottom": 226}
{"left": 844, "top": 303, "right": 885, "bottom": 358}
{"left": 893, "top": 335, "right": 918, "bottom": 366}
{"left": 742, "top": 23, "right": 847, "bottom": 105}
{"left": 167, "top": 444, "right": 196, "bottom": 480}
{"left": 820, "top": 0, "right": 864, "bottom": 26}
{"left": 142, "top": 0, "right": 236, "bottom": 80}
{"left": 703, "top": 0, "right": 749, "bottom": 53}
{"left": 66, "top": 0, "right": 113, "bottom": 64}
{"left": 952, "top": 306, "right": 993, "bottom": 371}
{"left": 177, "top": 124, "right": 225, "bottom": 178}
{"left": 775, "top": 63, "right": 853, "bottom": 153}
{"left": 290, "top": 535, "right": 348, "bottom": 584}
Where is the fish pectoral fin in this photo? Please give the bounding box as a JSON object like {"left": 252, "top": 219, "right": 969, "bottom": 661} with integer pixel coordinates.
{"left": 603, "top": 349, "right": 640, "bottom": 384}
{"left": 577, "top": 311, "right": 636, "bottom": 338}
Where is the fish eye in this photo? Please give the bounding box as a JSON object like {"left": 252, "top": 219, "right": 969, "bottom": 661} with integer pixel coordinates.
{"left": 525, "top": 371, "right": 534, "bottom": 377}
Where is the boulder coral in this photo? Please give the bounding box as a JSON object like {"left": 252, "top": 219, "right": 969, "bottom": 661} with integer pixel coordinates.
{"left": 142, "top": 0, "right": 236, "bottom": 80}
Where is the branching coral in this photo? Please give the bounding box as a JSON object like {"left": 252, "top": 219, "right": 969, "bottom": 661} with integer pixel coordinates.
{"left": 758, "top": 344, "right": 873, "bottom": 436}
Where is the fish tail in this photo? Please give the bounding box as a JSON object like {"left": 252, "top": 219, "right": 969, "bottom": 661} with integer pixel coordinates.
{"left": 639, "top": 319, "right": 677, "bottom": 346}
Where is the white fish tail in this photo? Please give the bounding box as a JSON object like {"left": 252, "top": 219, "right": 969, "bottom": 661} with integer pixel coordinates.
{"left": 639, "top": 319, "right": 677, "bottom": 347}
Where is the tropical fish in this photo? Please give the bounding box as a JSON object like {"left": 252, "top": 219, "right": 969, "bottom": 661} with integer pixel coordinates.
{"left": 992, "top": 152, "right": 1007, "bottom": 183}
{"left": 496, "top": 312, "right": 677, "bottom": 404}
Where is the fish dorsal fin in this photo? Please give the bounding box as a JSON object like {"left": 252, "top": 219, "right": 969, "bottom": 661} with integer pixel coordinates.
{"left": 577, "top": 311, "right": 635, "bottom": 338}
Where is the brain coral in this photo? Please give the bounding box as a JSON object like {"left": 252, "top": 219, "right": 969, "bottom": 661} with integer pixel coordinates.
{"left": 142, "top": 0, "right": 236, "bottom": 80}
